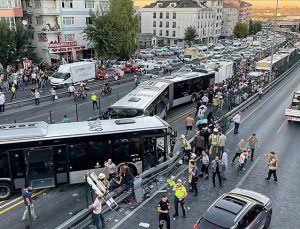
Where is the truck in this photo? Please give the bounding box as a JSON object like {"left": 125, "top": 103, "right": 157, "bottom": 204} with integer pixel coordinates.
{"left": 50, "top": 62, "right": 96, "bottom": 87}
{"left": 285, "top": 91, "right": 300, "bottom": 122}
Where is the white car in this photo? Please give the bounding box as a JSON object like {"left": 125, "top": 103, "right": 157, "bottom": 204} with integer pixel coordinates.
{"left": 155, "top": 60, "right": 169, "bottom": 69}
{"left": 112, "top": 61, "right": 127, "bottom": 69}
{"left": 140, "top": 51, "right": 154, "bottom": 59}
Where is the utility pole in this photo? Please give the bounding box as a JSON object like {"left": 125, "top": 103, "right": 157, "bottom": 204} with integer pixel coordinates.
{"left": 269, "top": 0, "right": 279, "bottom": 83}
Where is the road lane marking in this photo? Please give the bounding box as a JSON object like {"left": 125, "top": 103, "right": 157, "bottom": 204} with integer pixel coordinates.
{"left": 276, "top": 120, "right": 286, "bottom": 134}
{"left": 23, "top": 113, "right": 49, "bottom": 121}
{"left": 0, "top": 189, "right": 48, "bottom": 215}
{"left": 0, "top": 196, "right": 22, "bottom": 209}
{"left": 235, "top": 156, "right": 261, "bottom": 188}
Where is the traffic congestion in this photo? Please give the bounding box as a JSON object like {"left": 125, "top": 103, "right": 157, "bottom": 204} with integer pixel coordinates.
{"left": 0, "top": 30, "right": 300, "bottom": 229}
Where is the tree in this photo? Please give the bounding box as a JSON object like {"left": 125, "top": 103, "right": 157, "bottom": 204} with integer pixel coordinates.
{"left": 184, "top": 26, "right": 197, "bottom": 47}
{"left": 233, "top": 22, "right": 248, "bottom": 38}
{"left": 0, "top": 19, "right": 16, "bottom": 67}
{"left": 84, "top": 0, "right": 139, "bottom": 59}
{"left": 249, "top": 20, "right": 262, "bottom": 35}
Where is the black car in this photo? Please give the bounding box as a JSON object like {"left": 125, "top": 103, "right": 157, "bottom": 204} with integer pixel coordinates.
{"left": 194, "top": 189, "right": 272, "bottom": 229}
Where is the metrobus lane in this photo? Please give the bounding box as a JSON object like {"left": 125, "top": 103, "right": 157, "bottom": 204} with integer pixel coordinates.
{"left": 0, "top": 79, "right": 136, "bottom": 124}
{"left": 106, "top": 64, "right": 300, "bottom": 229}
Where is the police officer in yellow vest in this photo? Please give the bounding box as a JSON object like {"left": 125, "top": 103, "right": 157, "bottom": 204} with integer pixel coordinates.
{"left": 172, "top": 179, "right": 187, "bottom": 218}
{"left": 91, "top": 93, "right": 99, "bottom": 110}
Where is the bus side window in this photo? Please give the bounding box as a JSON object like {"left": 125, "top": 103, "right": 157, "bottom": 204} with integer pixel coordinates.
{"left": 68, "top": 144, "right": 89, "bottom": 171}
{"left": 0, "top": 152, "right": 10, "bottom": 178}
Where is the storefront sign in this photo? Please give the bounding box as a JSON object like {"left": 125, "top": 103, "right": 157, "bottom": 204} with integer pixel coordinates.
{"left": 49, "top": 45, "right": 86, "bottom": 54}
{"left": 48, "top": 41, "right": 77, "bottom": 48}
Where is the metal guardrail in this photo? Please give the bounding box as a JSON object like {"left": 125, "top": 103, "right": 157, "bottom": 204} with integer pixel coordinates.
{"left": 55, "top": 57, "right": 300, "bottom": 229}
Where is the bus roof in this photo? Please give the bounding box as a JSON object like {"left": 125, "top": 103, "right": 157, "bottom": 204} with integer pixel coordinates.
{"left": 0, "top": 116, "right": 169, "bottom": 144}
{"left": 160, "top": 72, "right": 214, "bottom": 83}
{"left": 255, "top": 53, "right": 289, "bottom": 71}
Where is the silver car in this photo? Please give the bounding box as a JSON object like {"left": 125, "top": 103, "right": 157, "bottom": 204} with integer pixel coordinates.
{"left": 194, "top": 188, "right": 272, "bottom": 229}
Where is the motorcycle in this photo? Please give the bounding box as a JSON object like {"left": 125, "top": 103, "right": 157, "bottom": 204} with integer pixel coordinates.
{"left": 74, "top": 90, "right": 87, "bottom": 101}
{"left": 101, "top": 87, "right": 112, "bottom": 96}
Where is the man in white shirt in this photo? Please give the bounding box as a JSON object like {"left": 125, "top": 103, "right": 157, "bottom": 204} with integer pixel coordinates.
{"left": 105, "top": 159, "right": 116, "bottom": 180}
{"left": 232, "top": 112, "right": 241, "bottom": 134}
{"left": 257, "top": 86, "right": 263, "bottom": 101}
{"left": 0, "top": 92, "right": 5, "bottom": 112}
{"left": 90, "top": 194, "right": 106, "bottom": 228}
{"left": 68, "top": 84, "right": 75, "bottom": 97}
{"left": 221, "top": 149, "right": 228, "bottom": 180}
{"left": 201, "top": 94, "right": 209, "bottom": 106}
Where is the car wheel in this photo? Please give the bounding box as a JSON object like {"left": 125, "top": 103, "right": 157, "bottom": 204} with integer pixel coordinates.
{"left": 0, "top": 182, "right": 12, "bottom": 200}
{"left": 263, "top": 210, "right": 272, "bottom": 229}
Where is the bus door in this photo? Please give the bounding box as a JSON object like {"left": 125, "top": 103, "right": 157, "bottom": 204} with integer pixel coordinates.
{"left": 25, "top": 147, "right": 55, "bottom": 189}
{"left": 9, "top": 150, "right": 26, "bottom": 189}
{"left": 53, "top": 145, "right": 68, "bottom": 184}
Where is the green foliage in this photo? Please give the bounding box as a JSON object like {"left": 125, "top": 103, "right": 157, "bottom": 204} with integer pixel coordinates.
{"left": 184, "top": 26, "right": 197, "bottom": 47}
{"left": 249, "top": 20, "right": 262, "bottom": 35}
{"left": 233, "top": 22, "right": 248, "bottom": 38}
{"left": 84, "top": 0, "right": 139, "bottom": 59}
{"left": 0, "top": 19, "right": 17, "bottom": 67}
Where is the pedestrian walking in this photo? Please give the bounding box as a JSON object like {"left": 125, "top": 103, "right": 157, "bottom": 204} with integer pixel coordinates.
{"left": 257, "top": 85, "right": 263, "bottom": 101}
{"left": 11, "top": 84, "right": 17, "bottom": 99}
{"left": 91, "top": 92, "right": 99, "bottom": 110}
{"left": 221, "top": 149, "right": 228, "bottom": 180}
{"left": 211, "top": 155, "right": 222, "bottom": 187}
{"left": 50, "top": 87, "right": 56, "bottom": 102}
{"left": 68, "top": 84, "right": 75, "bottom": 97}
{"left": 21, "top": 184, "right": 37, "bottom": 222}
{"left": 0, "top": 92, "right": 5, "bottom": 112}
{"left": 34, "top": 89, "right": 40, "bottom": 106}
{"left": 232, "top": 111, "right": 241, "bottom": 134}
{"left": 209, "top": 128, "right": 219, "bottom": 158}
{"left": 188, "top": 153, "right": 196, "bottom": 189}
{"left": 218, "top": 131, "right": 227, "bottom": 156}
{"left": 248, "top": 133, "right": 259, "bottom": 161}
{"left": 231, "top": 139, "right": 246, "bottom": 164}
{"left": 189, "top": 160, "right": 199, "bottom": 196}
{"left": 237, "top": 150, "right": 247, "bottom": 174}
{"left": 157, "top": 195, "right": 171, "bottom": 229}
{"left": 172, "top": 179, "right": 187, "bottom": 218}
{"left": 90, "top": 194, "right": 106, "bottom": 229}
{"left": 185, "top": 114, "right": 194, "bottom": 136}
{"left": 199, "top": 150, "right": 209, "bottom": 180}
{"left": 265, "top": 152, "right": 278, "bottom": 183}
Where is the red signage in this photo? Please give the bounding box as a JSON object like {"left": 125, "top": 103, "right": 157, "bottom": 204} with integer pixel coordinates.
{"left": 48, "top": 41, "right": 77, "bottom": 48}
{"left": 49, "top": 45, "right": 86, "bottom": 54}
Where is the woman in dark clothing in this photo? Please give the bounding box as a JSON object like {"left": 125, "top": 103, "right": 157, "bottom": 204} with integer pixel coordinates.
{"left": 207, "top": 111, "right": 214, "bottom": 125}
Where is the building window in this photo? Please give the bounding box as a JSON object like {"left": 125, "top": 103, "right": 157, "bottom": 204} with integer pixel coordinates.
{"left": 27, "top": 16, "right": 32, "bottom": 24}
{"left": 173, "top": 12, "right": 176, "bottom": 19}
{"left": 153, "top": 29, "right": 156, "bottom": 35}
{"left": 166, "top": 21, "right": 169, "bottom": 28}
{"left": 36, "top": 16, "right": 42, "bottom": 25}
{"left": 64, "top": 34, "right": 75, "bottom": 41}
{"left": 172, "top": 31, "right": 176, "bottom": 37}
{"left": 172, "top": 21, "right": 176, "bottom": 28}
{"left": 165, "top": 30, "right": 169, "bottom": 36}
{"left": 160, "top": 12, "right": 163, "bottom": 19}
{"left": 153, "top": 21, "right": 156, "bottom": 27}
{"left": 63, "top": 17, "right": 75, "bottom": 26}
{"left": 62, "top": 0, "right": 73, "bottom": 8}
{"left": 153, "top": 12, "right": 156, "bottom": 19}
{"left": 159, "top": 21, "right": 162, "bottom": 27}
{"left": 34, "top": 0, "right": 41, "bottom": 8}
{"left": 166, "top": 12, "right": 169, "bottom": 19}
{"left": 86, "top": 17, "right": 92, "bottom": 25}
{"left": 85, "top": 0, "right": 94, "bottom": 8}
{"left": 159, "top": 30, "right": 162, "bottom": 36}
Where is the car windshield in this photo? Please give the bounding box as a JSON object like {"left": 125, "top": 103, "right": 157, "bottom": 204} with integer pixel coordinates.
{"left": 197, "top": 218, "right": 228, "bottom": 229}
{"left": 109, "top": 108, "right": 144, "bottom": 119}
{"left": 52, "top": 72, "right": 70, "bottom": 79}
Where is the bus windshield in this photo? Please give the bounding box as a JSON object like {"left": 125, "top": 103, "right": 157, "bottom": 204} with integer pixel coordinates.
{"left": 109, "top": 108, "right": 144, "bottom": 118}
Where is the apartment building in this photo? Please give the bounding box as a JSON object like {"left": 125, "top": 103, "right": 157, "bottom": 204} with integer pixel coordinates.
{"left": 221, "top": 2, "right": 238, "bottom": 37}
{"left": 0, "top": 0, "right": 23, "bottom": 28}
{"left": 238, "top": 0, "right": 251, "bottom": 25}
{"left": 140, "top": 0, "right": 216, "bottom": 46}
{"left": 22, "top": 0, "right": 109, "bottom": 63}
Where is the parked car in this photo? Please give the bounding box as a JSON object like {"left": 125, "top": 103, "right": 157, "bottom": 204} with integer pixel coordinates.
{"left": 194, "top": 188, "right": 272, "bottom": 229}
{"left": 155, "top": 60, "right": 169, "bottom": 69}
{"left": 122, "top": 64, "right": 139, "bottom": 73}
{"left": 167, "top": 58, "right": 182, "bottom": 67}
{"left": 95, "top": 68, "right": 124, "bottom": 80}
{"left": 112, "top": 61, "right": 127, "bottom": 69}
{"left": 140, "top": 50, "right": 154, "bottom": 59}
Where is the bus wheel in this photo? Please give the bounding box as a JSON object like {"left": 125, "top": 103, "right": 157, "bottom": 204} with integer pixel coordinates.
{"left": 0, "top": 182, "right": 12, "bottom": 200}
{"left": 191, "top": 94, "right": 196, "bottom": 103}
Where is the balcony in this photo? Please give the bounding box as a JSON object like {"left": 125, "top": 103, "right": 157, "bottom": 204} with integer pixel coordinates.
{"left": 36, "top": 7, "right": 60, "bottom": 16}
{"left": 37, "top": 24, "right": 61, "bottom": 33}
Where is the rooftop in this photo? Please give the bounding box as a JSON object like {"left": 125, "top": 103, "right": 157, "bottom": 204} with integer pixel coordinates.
{"left": 144, "top": 0, "right": 207, "bottom": 9}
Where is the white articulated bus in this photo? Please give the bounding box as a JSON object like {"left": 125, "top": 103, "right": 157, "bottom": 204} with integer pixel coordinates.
{"left": 0, "top": 116, "right": 172, "bottom": 200}
{"left": 109, "top": 72, "right": 215, "bottom": 119}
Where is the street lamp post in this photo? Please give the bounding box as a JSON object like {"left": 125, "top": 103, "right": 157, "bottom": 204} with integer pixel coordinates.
{"left": 269, "top": 0, "right": 279, "bottom": 82}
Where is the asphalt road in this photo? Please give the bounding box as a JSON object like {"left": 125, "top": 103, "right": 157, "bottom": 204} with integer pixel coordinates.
{"left": 0, "top": 62, "right": 299, "bottom": 228}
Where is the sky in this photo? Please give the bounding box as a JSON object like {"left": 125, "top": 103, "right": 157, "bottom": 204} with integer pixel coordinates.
{"left": 134, "top": 0, "right": 300, "bottom": 8}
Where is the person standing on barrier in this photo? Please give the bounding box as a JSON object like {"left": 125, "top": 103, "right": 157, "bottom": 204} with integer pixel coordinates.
{"left": 172, "top": 179, "right": 187, "bottom": 218}
{"left": 157, "top": 195, "right": 171, "bottom": 229}
{"left": 90, "top": 194, "right": 106, "bottom": 229}
{"left": 21, "top": 184, "right": 37, "bottom": 222}
{"left": 232, "top": 111, "right": 241, "bottom": 134}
